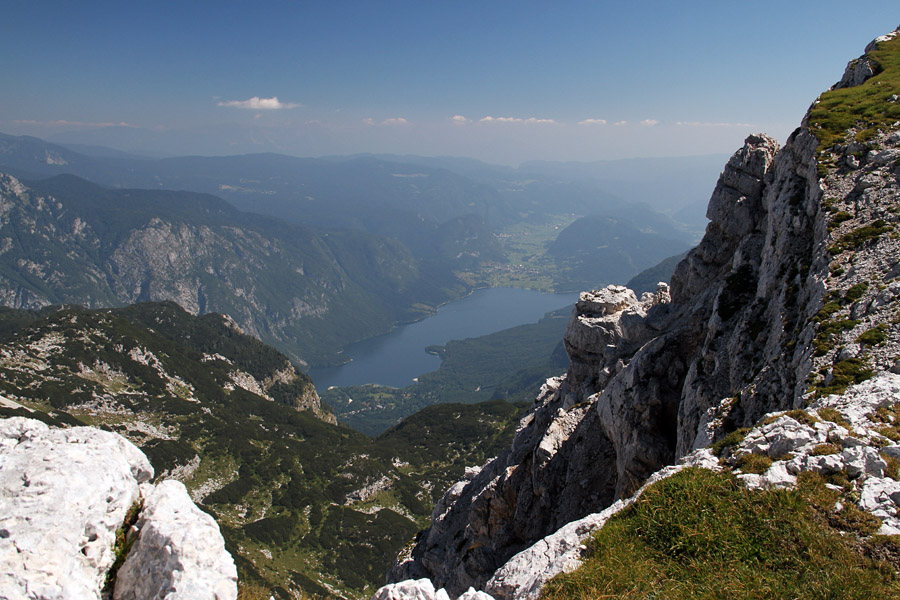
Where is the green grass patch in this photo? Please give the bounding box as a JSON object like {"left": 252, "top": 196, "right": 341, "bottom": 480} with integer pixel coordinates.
{"left": 878, "top": 426, "right": 900, "bottom": 442}
{"left": 829, "top": 221, "right": 893, "bottom": 254}
{"left": 810, "top": 443, "right": 841, "bottom": 456}
{"left": 711, "top": 427, "right": 750, "bottom": 457}
{"left": 872, "top": 404, "right": 900, "bottom": 424}
{"left": 845, "top": 282, "right": 870, "bottom": 303}
{"left": 814, "top": 358, "right": 875, "bottom": 397}
{"left": 542, "top": 469, "right": 899, "bottom": 600}
{"left": 814, "top": 301, "right": 843, "bottom": 322}
{"left": 817, "top": 406, "right": 853, "bottom": 430}
{"left": 828, "top": 211, "right": 855, "bottom": 230}
{"left": 808, "top": 34, "right": 900, "bottom": 151}
{"left": 857, "top": 324, "right": 889, "bottom": 346}
{"left": 736, "top": 453, "right": 773, "bottom": 474}
{"left": 883, "top": 453, "right": 900, "bottom": 480}
{"left": 761, "top": 409, "right": 818, "bottom": 427}
{"left": 814, "top": 319, "right": 861, "bottom": 356}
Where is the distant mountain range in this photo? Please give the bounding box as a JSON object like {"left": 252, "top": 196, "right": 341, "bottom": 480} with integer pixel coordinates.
{"left": 0, "top": 131, "right": 708, "bottom": 366}
{"left": 548, "top": 215, "right": 691, "bottom": 291}
{"left": 0, "top": 173, "right": 463, "bottom": 366}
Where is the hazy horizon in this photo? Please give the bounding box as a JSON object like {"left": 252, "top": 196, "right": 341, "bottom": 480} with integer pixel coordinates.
{"left": 3, "top": 1, "right": 899, "bottom": 165}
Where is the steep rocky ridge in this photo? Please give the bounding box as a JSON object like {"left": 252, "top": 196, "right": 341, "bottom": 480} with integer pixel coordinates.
{"left": 0, "top": 173, "right": 465, "bottom": 366}
{"left": 387, "top": 26, "right": 900, "bottom": 597}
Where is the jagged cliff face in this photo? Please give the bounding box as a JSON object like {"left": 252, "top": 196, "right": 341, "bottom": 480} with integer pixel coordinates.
{"left": 389, "top": 126, "right": 829, "bottom": 598}
{"left": 390, "top": 27, "right": 900, "bottom": 596}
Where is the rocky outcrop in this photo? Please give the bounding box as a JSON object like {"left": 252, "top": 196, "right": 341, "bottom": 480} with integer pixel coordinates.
{"left": 114, "top": 480, "right": 238, "bottom": 600}
{"left": 730, "top": 373, "right": 900, "bottom": 532}
{"left": 373, "top": 578, "right": 495, "bottom": 600}
{"left": 389, "top": 124, "right": 825, "bottom": 595}
{"left": 0, "top": 417, "right": 236, "bottom": 600}
{"left": 383, "top": 370, "right": 900, "bottom": 600}
{"left": 0, "top": 417, "right": 152, "bottom": 600}
{"left": 387, "top": 26, "right": 900, "bottom": 600}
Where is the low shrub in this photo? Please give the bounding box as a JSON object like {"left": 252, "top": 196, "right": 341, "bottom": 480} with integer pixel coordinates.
{"left": 857, "top": 324, "right": 889, "bottom": 346}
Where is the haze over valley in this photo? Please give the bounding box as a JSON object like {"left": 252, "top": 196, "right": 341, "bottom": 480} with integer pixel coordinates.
{"left": 3, "top": 3, "right": 900, "bottom": 599}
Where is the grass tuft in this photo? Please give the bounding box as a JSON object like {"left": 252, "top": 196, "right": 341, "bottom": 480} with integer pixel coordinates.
{"left": 810, "top": 443, "right": 841, "bottom": 456}
{"left": 237, "top": 582, "right": 273, "bottom": 600}
{"left": 711, "top": 428, "right": 750, "bottom": 457}
{"left": 814, "top": 358, "right": 875, "bottom": 397}
{"left": 736, "top": 453, "right": 773, "bottom": 474}
{"left": 857, "top": 324, "right": 889, "bottom": 346}
{"left": 829, "top": 221, "right": 893, "bottom": 255}
{"left": 818, "top": 406, "right": 853, "bottom": 430}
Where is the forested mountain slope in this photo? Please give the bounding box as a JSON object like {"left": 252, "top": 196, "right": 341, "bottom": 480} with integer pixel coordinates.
{"left": 0, "top": 173, "right": 466, "bottom": 366}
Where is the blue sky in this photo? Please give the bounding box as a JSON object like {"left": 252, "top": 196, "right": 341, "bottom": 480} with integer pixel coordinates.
{"left": 2, "top": 1, "right": 899, "bottom": 164}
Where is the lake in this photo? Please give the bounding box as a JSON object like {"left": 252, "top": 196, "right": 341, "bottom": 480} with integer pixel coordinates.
{"left": 307, "top": 287, "right": 579, "bottom": 390}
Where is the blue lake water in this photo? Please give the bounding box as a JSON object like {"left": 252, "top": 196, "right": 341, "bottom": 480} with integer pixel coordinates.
{"left": 307, "top": 287, "right": 578, "bottom": 390}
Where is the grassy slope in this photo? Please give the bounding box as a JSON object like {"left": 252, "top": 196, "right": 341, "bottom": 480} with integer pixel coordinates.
{"left": 808, "top": 33, "right": 900, "bottom": 150}
{"left": 543, "top": 468, "right": 900, "bottom": 600}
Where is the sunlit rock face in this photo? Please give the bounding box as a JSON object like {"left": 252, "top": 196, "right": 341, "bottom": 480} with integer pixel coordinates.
{"left": 0, "top": 418, "right": 153, "bottom": 600}
{"left": 387, "top": 25, "right": 900, "bottom": 599}
{"left": 114, "top": 480, "right": 238, "bottom": 600}
{"left": 0, "top": 417, "right": 237, "bottom": 600}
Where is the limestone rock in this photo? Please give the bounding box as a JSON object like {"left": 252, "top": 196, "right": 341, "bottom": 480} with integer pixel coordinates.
{"left": 0, "top": 417, "right": 153, "bottom": 600}
{"left": 388, "top": 123, "right": 825, "bottom": 592}
{"left": 386, "top": 26, "right": 900, "bottom": 600}
{"left": 114, "top": 480, "right": 238, "bottom": 600}
{"left": 372, "top": 578, "right": 453, "bottom": 600}
{"left": 834, "top": 30, "right": 900, "bottom": 89}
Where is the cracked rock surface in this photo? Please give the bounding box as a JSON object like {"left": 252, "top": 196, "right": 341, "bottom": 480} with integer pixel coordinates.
{"left": 0, "top": 417, "right": 152, "bottom": 600}
{"left": 0, "top": 417, "right": 237, "bottom": 600}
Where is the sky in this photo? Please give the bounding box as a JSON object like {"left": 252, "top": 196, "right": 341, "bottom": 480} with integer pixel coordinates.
{"left": 2, "top": 1, "right": 900, "bottom": 165}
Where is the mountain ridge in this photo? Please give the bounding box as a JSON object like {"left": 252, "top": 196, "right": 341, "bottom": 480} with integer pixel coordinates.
{"left": 0, "top": 172, "right": 467, "bottom": 366}
{"left": 382, "top": 24, "right": 900, "bottom": 599}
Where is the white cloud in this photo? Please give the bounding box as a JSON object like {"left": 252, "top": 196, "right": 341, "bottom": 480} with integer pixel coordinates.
{"left": 363, "top": 117, "right": 410, "bottom": 126}
{"left": 217, "top": 96, "right": 300, "bottom": 110}
{"left": 676, "top": 121, "right": 755, "bottom": 128}
{"left": 450, "top": 115, "right": 471, "bottom": 124}
{"left": 578, "top": 118, "right": 607, "bottom": 126}
{"left": 478, "top": 116, "right": 558, "bottom": 125}
{"left": 613, "top": 120, "right": 628, "bottom": 126}
{"left": 640, "top": 119, "right": 660, "bottom": 127}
